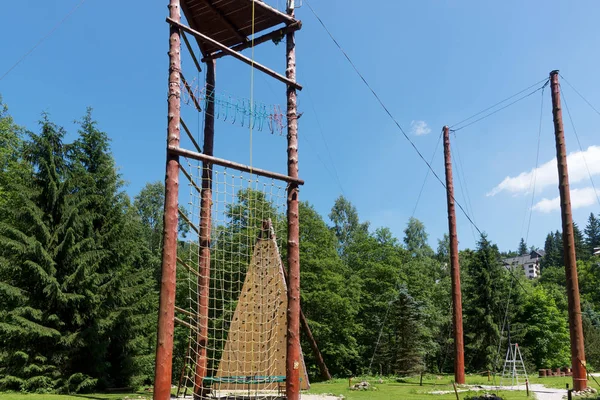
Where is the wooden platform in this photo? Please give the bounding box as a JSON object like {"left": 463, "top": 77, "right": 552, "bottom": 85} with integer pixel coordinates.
{"left": 181, "top": 0, "right": 298, "bottom": 55}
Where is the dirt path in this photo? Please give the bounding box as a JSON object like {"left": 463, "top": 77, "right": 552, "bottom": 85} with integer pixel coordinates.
{"left": 478, "top": 384, "right": 565, "bottom": 400}
{"left": 431, "top": 384, "right": 566, "bottom": 400}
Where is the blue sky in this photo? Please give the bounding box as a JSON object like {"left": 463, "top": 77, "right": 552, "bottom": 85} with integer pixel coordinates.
{"left": 1, "top": 0, "right": 600, "bottom": 252}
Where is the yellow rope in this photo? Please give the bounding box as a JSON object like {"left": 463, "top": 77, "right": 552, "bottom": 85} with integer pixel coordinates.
{"left": 249, "top": 0, "right": 255, "bottom": 172}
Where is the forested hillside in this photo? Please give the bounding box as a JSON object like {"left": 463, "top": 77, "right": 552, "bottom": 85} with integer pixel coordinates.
{"left": 1, "top": 101, "right": 600, "bottom": 393}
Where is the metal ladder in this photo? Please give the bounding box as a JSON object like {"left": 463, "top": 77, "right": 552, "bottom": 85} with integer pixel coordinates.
{"left": 500, "top": 343, "right": 528, "bottom": 387}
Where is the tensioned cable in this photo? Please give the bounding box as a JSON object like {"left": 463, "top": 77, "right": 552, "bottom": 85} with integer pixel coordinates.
{"left": 304, "top": 0, "right": 480, "bottom": 235}
{"left": 0, "top": 0, "right": 87, "bottom": 82}
{"left": 560, "top": 85, "right": 600, "bottom": 209}
{"left": 411, "top": 130, "right": 443, "bottom": 218}
{"left": 452, "top": 82, "right": 548, "bottom": 132}
{"left": 261, "top": 68, "right": 347, "bottom": 196}
{"left": 449, "top": 78, "right": 549, "bottom": 129}
{"left": 560, "top": 73, "right": 600, "bottom": 119}
{"left": 306, "top": 0, "right": 533, "bottom": 300}
{"left": 453, "top": 133, "right": 477, "bottom": 226}
{"left": 524, "top": 86, "right": 546, "bottom": 246}
{"left": 451, "top": 134, "right": 478, "bottom": 242}
{"left": 302, "top": 79, "right": 347, "bottom": 196}
{"left": 370, "top": 132, "right": 442, "bottom": 372}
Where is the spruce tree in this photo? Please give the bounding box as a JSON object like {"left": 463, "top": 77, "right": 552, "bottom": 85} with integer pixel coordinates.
{"left": 584, "top": 213, "right": 600, "bottom": 258}
{"left": 518, "top": 238, "right": 527, "bottom": 255}
{"left": 463, "top": 234, "right": 508, "bottom": 372}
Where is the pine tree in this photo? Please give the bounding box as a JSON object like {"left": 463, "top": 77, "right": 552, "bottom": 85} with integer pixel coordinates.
{"left": 463, "top": 234, "right": 509, "bottom": 372}
{"left": 574, "top": 223, "right": 586, "bottom": 260}
{"left": 68, "top": 110, "right": 156, "bottom": 388}
{"left": 518, "top": 238, "right": 528, "bottom": 255}
{"left": 584, "top": 213, "right": 600, "bottom": 258}
{"left": 0, "top": 115, "right": 88, "bottom": 392}
{"left": 0, "top": 112, "right": 156, "bottom": 393}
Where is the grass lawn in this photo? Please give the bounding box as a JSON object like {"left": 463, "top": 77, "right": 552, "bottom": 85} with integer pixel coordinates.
{"left": 0, "top": 375, "right": 598, "bottom": 399}
{"left": 306, "top": 374, "right": 600, "bottom": 399}
{"left": 0, "top": 392, "right": 151, "bottom": 400}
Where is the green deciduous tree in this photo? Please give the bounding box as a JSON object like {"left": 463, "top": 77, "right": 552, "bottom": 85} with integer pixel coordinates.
{"left": 518, "top": 286, "right": 570, "bottom": 369}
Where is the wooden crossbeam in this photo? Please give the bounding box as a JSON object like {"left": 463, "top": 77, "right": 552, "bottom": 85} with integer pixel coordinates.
{"left": 168, "top": 145, "right": 304, "bottom": 185}
{"left": 203, "top": 21, "right": 302, "bottom": 62}
{"left": 166, "top": 18, "right": 302, "bottom": 90}
{"left": 250, "top": 0, "right": 296, "bottom": 25}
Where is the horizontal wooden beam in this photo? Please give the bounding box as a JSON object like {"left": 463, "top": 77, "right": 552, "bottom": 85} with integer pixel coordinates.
{"left": 166, "top": 17, "right": 302, "bottom": 90}
{"left": 203, "top": 21, "right": 302, "bottom": 62}
{"left": 168, "top": 145, "right": 304, "bottom": 185}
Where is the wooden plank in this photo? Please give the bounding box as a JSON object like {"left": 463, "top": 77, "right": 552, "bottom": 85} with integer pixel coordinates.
{"left": 198, "top": 0, "right": 249, "bottom": 43}
{"left": 166, "top": 17, "right": 302, "bottom": 90}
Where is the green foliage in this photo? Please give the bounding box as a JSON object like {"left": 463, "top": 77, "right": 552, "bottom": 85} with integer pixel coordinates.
{"left": 0, "top": 110, "right": 155, "bottom": 393}
{"left": 463, "top": 234, "right": 508, "bottom": 372}
{"left": 585, "top": 213, "right": 600, "bottom": 259}
{"left": 517, "top": 286, "right": 570, "bottom": 369}
{"left": 518, "top": 238, "right": 527, "bottom": 256}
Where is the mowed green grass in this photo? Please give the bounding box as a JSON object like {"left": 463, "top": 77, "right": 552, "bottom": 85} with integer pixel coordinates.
{"left": 0, "top": 375, "right": 598, "bottom": 400}
{"left": 0, "top": 393, "right": 151, "bottom": 400}
{"left": 306, "top": 374, "right": 600, "bottom": 399}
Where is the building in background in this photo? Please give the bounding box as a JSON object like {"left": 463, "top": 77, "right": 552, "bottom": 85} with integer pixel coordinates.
{"left": 502, "top": 250, "right": 544, "bottom": 279}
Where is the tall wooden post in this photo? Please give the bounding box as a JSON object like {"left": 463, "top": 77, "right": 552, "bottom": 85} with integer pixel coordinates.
{"left": 549, "top": 70, "right": 587, "bottom": 392}
{"left": 286, "top": 0, "right": 301, "bottom": 398}
{"left": 194, "top": 58, "right": 215, "bottom": 398}
{"left": 154, "top": 1, "right": 181, "bottom": 399}
{"left": 443, "top": 126, "right": 465, "bottom": 385}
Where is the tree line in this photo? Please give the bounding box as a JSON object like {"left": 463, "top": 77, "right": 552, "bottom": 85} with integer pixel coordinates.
{"left": 1, "top": 101, "right": 600, "bottom": 393}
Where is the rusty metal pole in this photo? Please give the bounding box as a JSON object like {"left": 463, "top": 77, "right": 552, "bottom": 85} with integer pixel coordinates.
{"left": 194, "top": 58, "right": 215, "bottom": 399}
{"left": 443, "top": 126, "right": 465, "bottom": 385}
{"left": 286, "top": 0, "right": 301, "bottom": 398}
{"left": 549, "top": 70, "right": 587, "bottom": 392}
{"left": 154, "top": 1, "right": 181, "bottom": 399}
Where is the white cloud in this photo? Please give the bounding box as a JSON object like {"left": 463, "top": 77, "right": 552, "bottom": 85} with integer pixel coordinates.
{"left": 488, "top": 145, "right": 600, "bottom": 197}
{"left": 411, "top": 120, "right": 431, "bottom": 136}
{"left": 532, "top": 187, "right": 600, "bottom": 213}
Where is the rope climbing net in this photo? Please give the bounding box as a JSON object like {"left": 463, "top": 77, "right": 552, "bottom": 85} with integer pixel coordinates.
{"left": 175, "top": 159, "right": 307, "bottom": 398}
